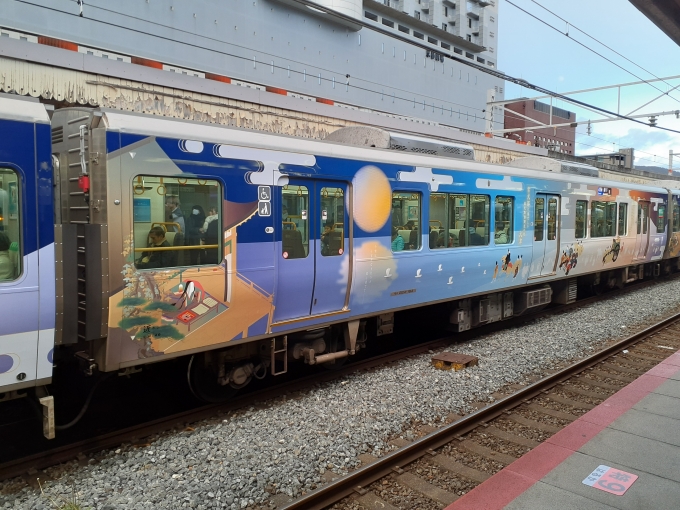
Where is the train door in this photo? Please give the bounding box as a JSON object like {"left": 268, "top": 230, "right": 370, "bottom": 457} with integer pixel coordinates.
{"left": 273, "top": 179, "right": 350, "bottom": 322}
{"left": 529, "top": 194, "right": 560, "bottom": 277}
{"left": 635, "top": 201, "right": 650, "bottom": 260}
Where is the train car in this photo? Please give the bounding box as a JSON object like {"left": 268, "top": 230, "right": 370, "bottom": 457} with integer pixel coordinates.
{"left": 3, "top": 98, "right": 680, "bottom": 437}
{"left": 0, "top": 95, "right": 55, "bottom": 417}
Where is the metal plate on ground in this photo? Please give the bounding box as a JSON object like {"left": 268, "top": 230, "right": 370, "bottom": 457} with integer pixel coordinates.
{"left": 431, "top": 353, "right": 479, "bottom": 371}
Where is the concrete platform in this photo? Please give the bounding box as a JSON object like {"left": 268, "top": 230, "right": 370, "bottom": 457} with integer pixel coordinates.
{"left": 446, "top": 350, "right": 680, "bottom": 510}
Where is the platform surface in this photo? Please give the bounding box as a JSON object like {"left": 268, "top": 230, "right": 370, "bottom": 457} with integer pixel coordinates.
{"left": 446, "top": 350, "right": 680, "bottom": 510}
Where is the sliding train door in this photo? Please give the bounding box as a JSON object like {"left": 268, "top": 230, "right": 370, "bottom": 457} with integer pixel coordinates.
{"left": 634, "top": 201, "right": 650, "bottom": 260}
{"left": 273, "top": 179, "right": 350, "bottom": 323}
{"left": 529, "top": 193, "right": 560, "bottom": 278}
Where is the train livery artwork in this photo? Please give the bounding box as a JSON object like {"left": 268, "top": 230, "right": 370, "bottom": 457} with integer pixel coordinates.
{"left": 3, "top": 95, "right": 680, "bottom": 434}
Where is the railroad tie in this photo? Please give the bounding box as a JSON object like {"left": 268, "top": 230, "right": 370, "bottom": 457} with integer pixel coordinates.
{"left": 599, "top": 362, "right": 645, "bottom": 376}
{"left": 396, "top": 471, "right": 458, "bottom": 506}
{"left": 560, "top": 384, "right": 607, "bottom": 400}
{"left": 430, "top": 453, "right": 491, "bottom": 484}
{"left": 576, "top": 376, "right": 623, "bottom": 391}
{"left": 483, "top": 425, "right": 541, "bottom": 448}
{"left": 505, "top": 413, "right": 562, "bottom": 434}
{"left": 546, "top": 393, "right": 595, "bottom": 410}
{"left": 356, "top": 491, "right": 400, "bottom": 510}
{"left": 525, "top": 404, "right": 578, "bottom": 422}
{"left": 587, "top": 368, "right": 635, "bottom": 384}
{"left": 457, "top": 439, "right": 518, "bottom": 465}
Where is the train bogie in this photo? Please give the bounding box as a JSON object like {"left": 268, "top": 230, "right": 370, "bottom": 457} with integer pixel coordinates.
{"left": 5, "top": 99, "right": 680, "bottom": 437}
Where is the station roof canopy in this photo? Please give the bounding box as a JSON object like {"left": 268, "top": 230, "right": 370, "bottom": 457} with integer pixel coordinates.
{"left": 629, "top": 0, "right": 680, "bottom": 46}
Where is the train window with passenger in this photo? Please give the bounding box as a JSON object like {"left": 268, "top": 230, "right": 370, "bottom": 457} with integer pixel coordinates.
{"left": 618, "top": 203, "right": 628, "bottom": 236}
{"left": 282, "top": 185, "right": 309, "bottom": 259}
{"left": 534, "top": 198, "right": 544, "bottom": 241}
{"left": 547, "top": 197, "right": 558, "bottom": 241}
{"left": 132, "top": 176, "right": 222, "bottom": 269}
{"left": 391, "top": 192, "right": 421, "bottom": 251}
{"left": 0, "top": 168, "right": 21, "bottom": 281}
{"left": 656, "top": 204, "right": 666, "bottom": 233}
{"left": 429, "top": 193, "right": 448, "bottom": 249}
{"left": 494, "top": 197, "right": 513, "bottom": 244}
{"left": 575, "top": 200, "right": 587, "bottom": 239}
{"left": 320, "top": 187, "right": 344, "bottom": 256}
{"left": 590, "top": 201, "right": 616, "bottom": 238}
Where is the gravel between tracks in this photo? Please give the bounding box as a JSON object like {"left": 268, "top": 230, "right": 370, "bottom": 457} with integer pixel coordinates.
{"left": 3, "top": 279, "right": 680, "bottom": 510}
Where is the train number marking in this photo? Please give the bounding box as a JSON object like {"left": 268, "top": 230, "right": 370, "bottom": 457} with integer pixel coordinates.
{"left": 582, "top": 465, "right": 637, "bottom": 495}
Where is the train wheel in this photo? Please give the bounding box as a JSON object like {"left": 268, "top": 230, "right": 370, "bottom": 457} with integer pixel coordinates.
{"left": 187, "top": 354, "right": 239, "bottom": 403}
{"left": 321, "top": 331, "right": 348, "bottom": 371}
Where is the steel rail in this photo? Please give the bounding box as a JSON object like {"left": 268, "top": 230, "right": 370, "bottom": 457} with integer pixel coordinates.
{"left": 280, "top": 312, "right": 680, "bottom": 510}
{"left": 0, "top": 275, "right": 673, "bottom": 483}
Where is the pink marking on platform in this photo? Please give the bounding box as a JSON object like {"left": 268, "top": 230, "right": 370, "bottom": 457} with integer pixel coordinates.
{"left": 445, "top": 349, "right": 680, "bottom": 510}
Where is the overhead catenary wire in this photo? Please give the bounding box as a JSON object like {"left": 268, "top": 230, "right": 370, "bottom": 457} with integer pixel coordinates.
{"left": 529, "top": 0, "right": 680, "bottom": 96}
{"left": 11, "top": 0, "right": 680, "bottom": 136}
{"left": 506, "top": 0, "right": 680, "bottom": 106}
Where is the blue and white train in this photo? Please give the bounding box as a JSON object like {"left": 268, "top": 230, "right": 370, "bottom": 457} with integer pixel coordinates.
{"left": 1, "top": 93, "right": 679, "bottom": 435}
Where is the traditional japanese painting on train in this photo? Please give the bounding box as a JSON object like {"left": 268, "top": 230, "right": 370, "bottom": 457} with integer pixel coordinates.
{"left": 108, "top": 138, "right": 275, "bottom": 361}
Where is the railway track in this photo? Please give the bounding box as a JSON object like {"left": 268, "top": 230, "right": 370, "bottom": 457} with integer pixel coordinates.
{"left": 277, "top": 313, "right": 680, "bottom": 510}
{"left": 0, "top": 275, "right": 676, "bottom": 493}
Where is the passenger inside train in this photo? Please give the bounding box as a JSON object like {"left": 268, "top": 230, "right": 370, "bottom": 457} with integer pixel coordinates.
{"left": 0, "top": 168, "right": 20, "bottom": 280}
{"left": 132, "top": 176, "right": 221, "bottom": 269}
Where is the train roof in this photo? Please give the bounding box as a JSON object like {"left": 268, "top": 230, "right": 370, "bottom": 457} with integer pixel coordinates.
{"left": 0, "top": 93, "right": 50, "bottom": 124}
{"left": 98, "top": 108, "right": 673, "bottom": 195}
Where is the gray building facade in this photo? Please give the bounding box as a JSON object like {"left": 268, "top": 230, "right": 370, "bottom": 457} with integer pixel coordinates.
{"left": 0, "top": 0, "right": 503, "bottom": 133}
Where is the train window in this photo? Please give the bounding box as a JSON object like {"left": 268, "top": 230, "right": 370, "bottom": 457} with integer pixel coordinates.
{"left": 534, "top": 198, "right": 544, "bottom": 241}
{"left": 494, "top": 196, "right": 513, "bottom": 244}
{"left": 547, "top": 198, "right": 558, "bottom": 241}
{"left": 391, "top": 191, "right": 421, "bottom": 251}
{"left": 575, "top": 200, "right": 587, "bottom": 239}
{"left": 618, "top": 203, "right": 628, "bottom": 236}
{"left": 674, "top": 201, "right": 680, "bottom": 232}
{"left": 132, "top": 176, "right": 222, "bottom": 269}
{"left": 320, "top": 187, "right": 344, "bottom": 257}
{"left": 282, "top": 185, "right": 309, "bottom": 259}
{"left": 469, "top": 195, "right": 490, "bottom": 246}
{"left": 637, "top": 203, "right": 648, "bottom": 235}
{"left": 0, "top": 168, "right": 21, "bottom": 281}
{"left": 656, "top": 204, "right": 666, "bottom": 233}
{"left": 429, "top": 193, "right": 449, "bottom": 249}
{"left": 590, "top": 201, "right": 616, "bottom": 238}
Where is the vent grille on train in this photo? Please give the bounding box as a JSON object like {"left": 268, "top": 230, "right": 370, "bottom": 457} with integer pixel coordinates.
{"left": 388, "top": 134, "right": 475, "bottom": 161}
{"left": 51, "top": 126, "right": 64, "bottom": 145}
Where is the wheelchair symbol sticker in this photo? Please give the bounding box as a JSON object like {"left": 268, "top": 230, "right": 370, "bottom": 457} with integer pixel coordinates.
{"left": 258, "top": 186, "right": 271, "bottom": 201}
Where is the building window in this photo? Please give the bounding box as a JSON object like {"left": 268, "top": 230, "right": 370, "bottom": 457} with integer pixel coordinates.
{"left": 0, "top": 168, "right": 21, "bottom": 281}
{"left": 575, "top": 200, "right": 587, "bottom": 239}
{"left": 490, "top": 16, "right": 495, "bottom": 22}
{"left": 468, "top": 18, "right": 472, "bottom": 28}
{"left": 382, "top": 18, "right": 395, "bottom": 28}
{"left": 591, "top": 201, "right": 617, "bottom": 238}
{"left": 442, "top": 23, "right": 448, "bottom": 32}
{"left": 454, "top": 47, "right": 463, "bottom": 54}
{"left": 466, "top": 34, "right": 472, "bottom": 42}
{"left": 477, "top": 57, "right": 485, "bottom": 63}
{"left": 392, "top": 192, "right": 422, "bottom": 251}
{"left": 428, "top": 36, "right": 438, "bottom": 44}
{"left": 618, "top": 203, "right": 628, "bottom": 236}
{"left": 282, "top": 185, "right": 309, "bottom": 259}
{"left": 444, "top": 6, "right": 448, "bottom": 16}
{"left": 428, "top": 193, "right": 490, "bottom": 248}
{"left": 441, "top": 42, "right": 451, "bottom": 50}
{"left": 365, "top": 11, "right": 378, "bottom": 21}
{"left": 465, "top": 51, "right": 473, "bottom": 58}
{"left": 132, "top": 176, "right": 222, "bottom": 269}
{"left": 398, "top": 24, "right": 410, "bottom": 34}
{"left": 414, "top": 10, "right": 421, "bottom": 20}
{"left": 414, "top": 31, "right": 424, "bottom": 39}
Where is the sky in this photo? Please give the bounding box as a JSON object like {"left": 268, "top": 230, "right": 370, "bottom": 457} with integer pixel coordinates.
{"left": 498, "top": 0, "right": 680, "bottom": 169}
